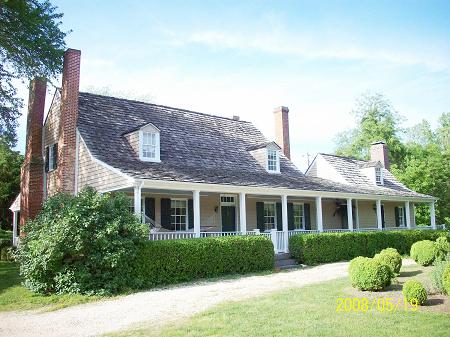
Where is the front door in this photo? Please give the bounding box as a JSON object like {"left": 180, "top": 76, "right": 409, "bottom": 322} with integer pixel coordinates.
{"left": 221, "top": 206, "right": 236, "bottom": 232}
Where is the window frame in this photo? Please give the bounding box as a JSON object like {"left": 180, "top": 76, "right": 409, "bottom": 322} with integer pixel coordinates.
{"left": 170, "top": 198, "right": 188, "bottom": 231}
{"left": 293, "top": 203, "right": 305, "bottom": 230}
{"left": 139, "top": 130, "right": 161, "bottom": 162}
{"left": 266, "top": 148, "right": 280, "bottom": 173}
{"left": 263, "top": 202, "right": 277, "bottom": 231}
{"left": 375, "top": 167, "right": 383, "bottom": 185}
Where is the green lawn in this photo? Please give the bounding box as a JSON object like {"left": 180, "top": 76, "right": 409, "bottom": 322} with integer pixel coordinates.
{"left": 0, "top": 261, "right": 101, "bottom": 312}
{"left": 113, "top": 264, "right": 450, "bottom": 337}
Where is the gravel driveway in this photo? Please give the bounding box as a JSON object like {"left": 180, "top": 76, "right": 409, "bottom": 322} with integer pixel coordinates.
{"left": 1, "top": 262, "right": 353, "bottom": 337}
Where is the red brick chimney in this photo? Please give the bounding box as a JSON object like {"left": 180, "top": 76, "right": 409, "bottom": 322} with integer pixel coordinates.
{"left": 370, "top": 141, "right": 390, "bottom": 170}
{"left": 20, "top": 78, "right": 47, "bottom": 227}
{"left": 274, "top": 106, "right": 290, "bottom": 159}
{"left": 57, "top": 48, "right": 81, "bottom": 194}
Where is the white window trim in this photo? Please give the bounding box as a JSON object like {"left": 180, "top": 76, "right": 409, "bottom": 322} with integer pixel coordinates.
{"left": 220, "top": 194, "right": 236, "bottom": 206}
{"left": 266, "top": 148, "right": 280, "bottom": 173}
{"left": 139, "top": 130, "right": 161, "bottom": 162}
{"left": 171, "top": 198, "right": 189, "bottom": 231}
{"left": 48, "top": 145, "right": 56, "bottom": 172}
{"left": 375, "top": 167, "right": 384, "bottom": 185}
{"left": 293, "top": 202, "right": 305, "bottom": 230}
{"left": 263, "top": 202, "right": 277, "bottom": 231}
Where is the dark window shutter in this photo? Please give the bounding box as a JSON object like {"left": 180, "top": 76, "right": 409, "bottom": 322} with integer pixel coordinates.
{"left": 403, "top": 207, "right": 407, "bottom": 226}
{"left": 160, "top": 198, "right": 174, "bottom": 230}
{"left": 45, "top": 146, "right": 49, "bottom": 172}
{"left": 304, "top": 203, "right": 311, "bottom": 230}
{"left": 53, "top": 143, "right": 58, "bottom": 169}
{"left": 145, "top": 198, "right": 155, "bottom": 221}
{"left": 188, "top": 199, "right": 194, "bottom": 229}
{"left": 288, "top": 203, "right": 295, "bottom": 230}
{"left": 256, "top": 202, "right": 265, "bottom": 232}
{"left": 394, "top": 207, "right": 399, "bottom": 227}
{"left": 276, "top": 203, "right": 282, "bottom": 231}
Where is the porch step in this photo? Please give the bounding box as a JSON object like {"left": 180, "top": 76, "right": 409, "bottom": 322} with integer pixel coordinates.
{"left": 274, "top": 253, "right": 298, "bottom": 269}
{"left": 275, "top": 253, "right": 291, "bottom": 261}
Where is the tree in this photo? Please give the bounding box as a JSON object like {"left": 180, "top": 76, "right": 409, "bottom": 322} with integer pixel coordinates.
{"left": 334, "top": 92, "right": 406, "bottom": 167}
{"left": 0, "top": 0, "right": 68, "bottom": 146}
{"left": 0, "top": 140, "right": 23, "bottom": 229}
{"left": 391, "top": 113, "right": 450, "bottom": 226}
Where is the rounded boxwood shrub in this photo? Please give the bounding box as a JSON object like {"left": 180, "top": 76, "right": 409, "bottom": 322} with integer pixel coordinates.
{"left": 410, "top": 240, "right": 436, "bottom": 266}
{"left": 402, "top": 280, "right": 427, "bottom": 305}
{"left": 17, "top": 187, "right": 148, "bottom": 295}
{"left": 349, "top": 257, "right": 392, "bottom": 291}
{"left": 374, "top": 248, "right": 402, "bottom": 276}
{"left": 443, "top": 263, "right": 450, "bottom": 295}
{"left": 431, "top": 261, "right": 450, "bottom": 294}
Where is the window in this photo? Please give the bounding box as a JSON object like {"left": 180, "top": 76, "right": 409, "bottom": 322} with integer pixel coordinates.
{"left": 398, "top": 206, "right": 405, "bottom": 227}
{"left": 293, "top": 204, "right": 305, "bottom": 229}
{"left": 171, "top": 199, "right": 188, "bottom": 231}
{"left": 263, "top": 202, "right": 276, "bottom": 231}
{"left": 267, "top": 149, "right": 279, "bottom": 172}
{"left": 375, "top": 167, "right": 383, "bottom": 185}
{"left": 220, "top": 195, "right": 235, "bottom": 205}
{"left": 140, "top": 130, "right": 160, "bottom": 162}
{"left": 45, "top": 143, "right": 57, "bottom": 172}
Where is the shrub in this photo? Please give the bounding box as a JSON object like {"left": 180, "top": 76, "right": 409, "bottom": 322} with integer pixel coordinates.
{"left": 17, "top": 187, "right": 148, "bottom": 295}
{"left": 431, "top": 261, "right": 450, "bottom": 294}
{"left": 374, "top": 248, "right": 402, "bottom": 276}
{"left": 133, "top": 236, "right": 274, "bottom": 288}
{"left": 410, "top": 240, "right": 436, "bottom": 266}
{"left": 402, "top": 280, "right": 427, "bottom": 305}
{"left": 443, "top": 263, "right": 450, "bottom": 295}
{"left": 434, "top": 236, "right": 450, "bottom": 262}
{"left": 349, "top": 257, "right": 392, "bottom": 291}
{"left": 289, "top": 230, "right": 449, "bottom": 265}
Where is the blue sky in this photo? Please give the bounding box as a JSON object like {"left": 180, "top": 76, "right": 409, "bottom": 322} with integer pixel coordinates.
{"left": 14, "top": 0, "right": 450, "bottom": 171}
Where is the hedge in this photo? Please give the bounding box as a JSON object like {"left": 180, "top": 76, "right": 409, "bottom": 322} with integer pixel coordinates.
{"left": 290, "top": 230, "right": 450, "bottom": 265}
{"left": 133, "top": 236, "right": 274, "bottom": 288}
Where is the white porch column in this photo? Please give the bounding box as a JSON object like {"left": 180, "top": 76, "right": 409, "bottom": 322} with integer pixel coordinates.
{"left": 355, "top": 200, "right": 360, "bottom": 229}
{"left": 239, "top": 192, "right": 247, "bottom": 234}
{"left": 347, "top": 198, "right": 354, "bottom": 231}
{"left": 316, "top": 196, "right": 323, "bottom": 232}
{"left": 430, "top": 202, "right": 436, "bottom": 229}
{"left": 12, "top": 211, "right": 18, "bottom": 247}
{"left": 133, "top": 184, "right": 142, "bottom": 220}
{"left": 376, "top": 199, "right": 382, "bottom": 230}
{"left": 281, "top": 195, "right": 289, "bottom": 253}
{"left": 193, "top": 190, "right": 201, "bottom": 237}
{"left": 405, "top": 201, "right": 411, "bottom": 229}
{"left": 411, "top": 203, "right": 416, "bottom": 227}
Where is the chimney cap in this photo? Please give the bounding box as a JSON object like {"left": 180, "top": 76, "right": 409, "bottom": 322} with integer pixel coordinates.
{"left": 371, "top": 141, "right": 387, "bottom": 146}
{"left": 274, "top": 106, "right": 289, "bottom": 113}
{"left": 232, "top": 115, "right": 240, "bottom": 121}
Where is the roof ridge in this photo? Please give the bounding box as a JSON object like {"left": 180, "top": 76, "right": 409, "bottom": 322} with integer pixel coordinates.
{"left": 78, "top": 91, "right": 252, "bottom": 123}
{"left": 319, "top": 152, "right": 366, "bottom": 162}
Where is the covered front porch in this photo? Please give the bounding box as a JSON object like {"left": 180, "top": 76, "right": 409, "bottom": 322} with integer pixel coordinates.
{"left": 121, "top": 181, "right": 439, "bottom": 253}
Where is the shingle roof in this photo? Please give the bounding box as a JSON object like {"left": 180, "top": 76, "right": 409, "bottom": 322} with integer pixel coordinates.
{"left": 76, "top": 92, "right": 433, "bottom": 199}
{"left": 317, "top": 153, "right": 433, "bottom": 199}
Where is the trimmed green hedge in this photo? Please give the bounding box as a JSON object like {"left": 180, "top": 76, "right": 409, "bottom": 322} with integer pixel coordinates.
{"left": 290, "top": 230, "right": 450, "bottom": 265}
{"left": 133, "top": 236, "right": 274, "bottom": 288}
{"left": 349, "top": 257, "right": 392, "bottom": 291}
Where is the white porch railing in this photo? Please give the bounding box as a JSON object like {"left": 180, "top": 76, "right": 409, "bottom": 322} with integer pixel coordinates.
{"left": 149, "top": 232, "right": 196, "bottom": 240}
{"left": 200, "top": 232, "right": 240, "bottom": 238}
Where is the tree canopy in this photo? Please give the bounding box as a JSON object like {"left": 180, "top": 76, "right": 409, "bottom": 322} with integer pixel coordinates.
{"left": 334, "top": 93, "right": 449, "bottom": 226}
{"left": 0, "top": 0, "right": 68, "bottom": 146}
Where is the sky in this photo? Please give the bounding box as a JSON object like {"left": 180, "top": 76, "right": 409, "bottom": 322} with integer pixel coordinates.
{"left": 14, "top": 0, "right": 450, "bottom": 171}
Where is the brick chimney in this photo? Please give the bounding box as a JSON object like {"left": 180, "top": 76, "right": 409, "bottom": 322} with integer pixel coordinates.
{"left": 20, "top": 78, "right": 47, "bottom": 226}
{"left": 370, "top": 141, "right": 390, "bottom": 170}
{"left": 274, "top": 106, "right": 290, "bottom": 159}
{"left": 57, "top": 48, "right": 81, "bottom": 194}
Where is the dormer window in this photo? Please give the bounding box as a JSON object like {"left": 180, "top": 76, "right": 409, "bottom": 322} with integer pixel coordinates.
{"left": 375, "top": 167, "right": 383, "bottom": 185}
{"left": 138, "top": 124, "right": 160, "bottom": 162}
{"left": 267, "top": 148, "right": 280, "bottom": 173}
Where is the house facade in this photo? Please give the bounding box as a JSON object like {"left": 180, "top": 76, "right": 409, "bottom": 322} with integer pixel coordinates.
{"left": 12, "top": 48, "right": 439, "bottom": 253}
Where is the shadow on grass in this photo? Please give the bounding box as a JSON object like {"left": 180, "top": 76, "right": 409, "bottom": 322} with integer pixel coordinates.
{"left": 0, "top": 262, "right": 22, "bottom": 294}
{"left": 427, "top": 298, "right": 445, "bottom": 306}
{"left": 400, "top": 270, "right": 422, "bottom": 277}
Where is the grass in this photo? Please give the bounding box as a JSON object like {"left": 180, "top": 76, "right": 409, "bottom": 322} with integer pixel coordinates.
{"left": 112, "top": 263, "right": 450, "bottom": 337}
{"left": 0, "top": 261, "right": 101, "bottom": 312}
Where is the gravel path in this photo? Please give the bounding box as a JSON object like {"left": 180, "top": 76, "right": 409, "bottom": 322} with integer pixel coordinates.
{"left": 0, "top": 260, "right": 415, "bottom": 337}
